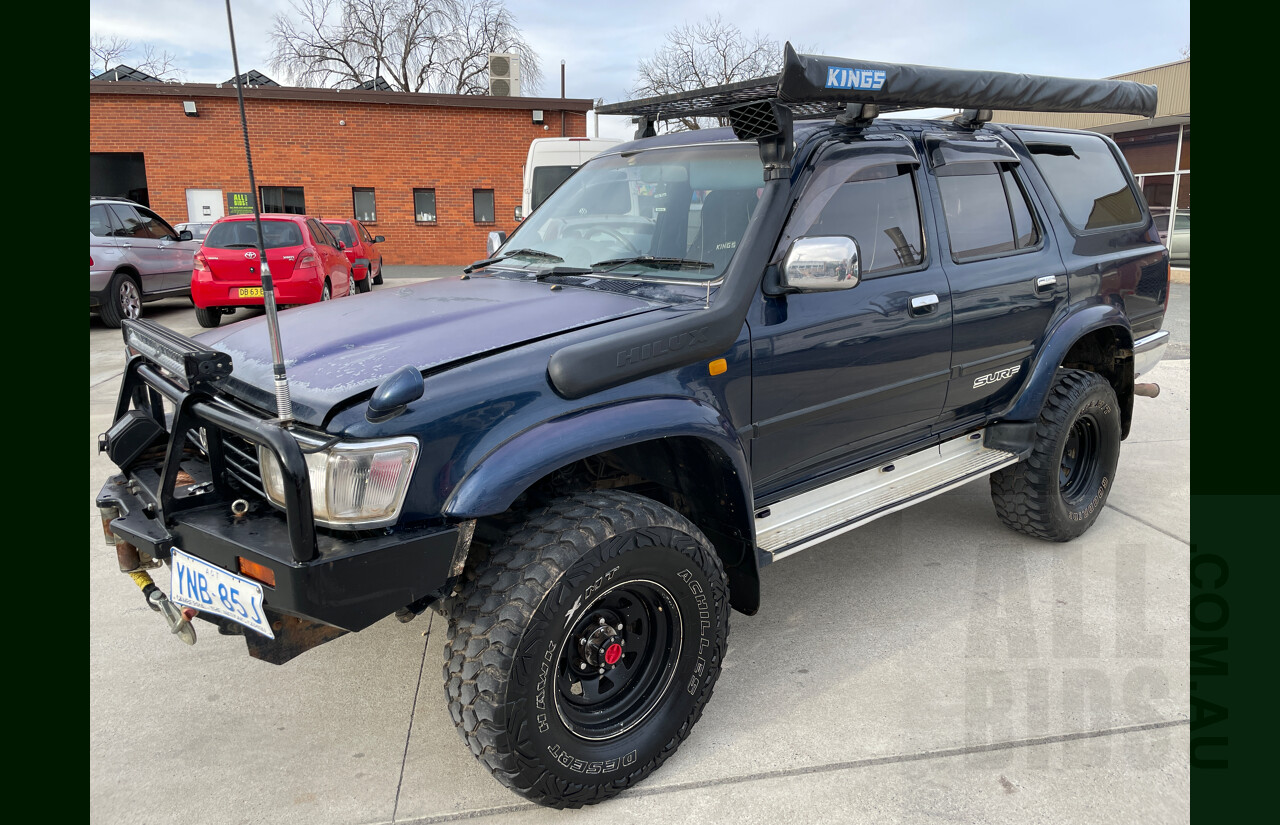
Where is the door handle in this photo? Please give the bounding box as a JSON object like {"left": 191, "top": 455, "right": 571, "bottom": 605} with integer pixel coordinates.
{"left": 909, "top": 293, "right": 939, "bottom": 316}
{"left": 1035, "top": 275, "right": 1058, "bottom": 293}
{"left": 121, "top": 242, "right": 132, "bottom": 248}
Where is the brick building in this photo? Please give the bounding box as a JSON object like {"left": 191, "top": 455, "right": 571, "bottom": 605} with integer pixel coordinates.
{"left": 90, "top": 79, "right": 593, "bottom": 265}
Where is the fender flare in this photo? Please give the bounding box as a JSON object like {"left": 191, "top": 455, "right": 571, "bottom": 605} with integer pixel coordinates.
{"left": 1002, "top": 301, "right": 1133, "bottom": 422}
{"left": 443, "top": 396, "right": 760, "bottom": 614}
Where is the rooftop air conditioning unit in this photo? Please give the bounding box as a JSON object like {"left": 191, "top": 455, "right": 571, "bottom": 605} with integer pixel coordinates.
{"left": 489, "top": 53, "right": 520, "bottom": 97}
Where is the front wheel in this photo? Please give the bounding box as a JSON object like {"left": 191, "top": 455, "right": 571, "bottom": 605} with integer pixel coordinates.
{"left": 372, "top": 266, "right": 383, "bottom": 286}
{"left": 990, "top": 369, "right": 1121, "bottom": 541}
{"left": 444, "top": 491, "right": 730, "bottom": 808}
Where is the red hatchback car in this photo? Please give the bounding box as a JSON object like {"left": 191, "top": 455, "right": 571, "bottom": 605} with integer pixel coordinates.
{"left": 321, "top": 218, "right": 384, "bottom": 292}
{"left": 191, "top": 214, "right": 356, "bottom": 328}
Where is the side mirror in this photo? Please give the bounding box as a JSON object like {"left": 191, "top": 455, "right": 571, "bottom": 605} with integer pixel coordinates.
{"left": 177, "top": 230, "right": 194, "bottom": 242}
{"left": 487, "top": 231, "right": 507, "bottom": 257}
{"left": 338, "top": 240, "right": 346, "bottom": 249}
{"left": 373, "top": 235, "right": 384, "bottom": 243}
{"left": 514, "top": 206, "right": 524, "bottom": 222}
{"left": 779, "top": 236, "right": 861, "bottom": 292}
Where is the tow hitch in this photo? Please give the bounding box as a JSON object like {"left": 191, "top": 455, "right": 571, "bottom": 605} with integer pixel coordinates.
{"left": 102, "top": 503, "right": 197, "bottom": 645}
{"left": 130, "top": 570, "right": 197, "bottom": 645}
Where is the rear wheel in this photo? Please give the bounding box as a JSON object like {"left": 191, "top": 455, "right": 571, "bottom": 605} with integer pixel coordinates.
{"left": 100, "top": 272, "right": 141, "bottom": 328}
{"left": 444, "top": 490, "right": 730, "bottom": 808}
{"left": 320, "top": 281, "right": 331, "bottom": 301}
{"left": 990, "top": 369, "right": 1121, "bottom": 541}
{"left": 194, "top": 305, "right": 222, "bottom": 328}
{"left": 355, "top": 273, "right": 371, "bottom": 293}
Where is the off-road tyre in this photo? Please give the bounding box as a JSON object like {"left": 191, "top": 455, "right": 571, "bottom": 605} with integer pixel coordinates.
{"left": 194, "top": 305, "right": 222, "bottom": 328}
{"left": 990, "top": 368, "right": 1121, "bottom": 541}
{"left": 443, "top": 490, "right": 730, "bottom": 808}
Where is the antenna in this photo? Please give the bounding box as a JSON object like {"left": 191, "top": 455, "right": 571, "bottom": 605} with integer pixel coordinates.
{"left": 225, "top": 0, "right": 293, "bottom": 423}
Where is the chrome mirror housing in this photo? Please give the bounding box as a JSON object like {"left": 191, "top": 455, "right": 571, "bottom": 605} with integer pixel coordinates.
{"left": 780, "top": 236, "right": 861, "bottom": 291}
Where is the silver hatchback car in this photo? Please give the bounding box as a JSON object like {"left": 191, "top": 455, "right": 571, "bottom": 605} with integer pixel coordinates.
{"left": 90, "top": 197, "right": 201, "bottom": 327}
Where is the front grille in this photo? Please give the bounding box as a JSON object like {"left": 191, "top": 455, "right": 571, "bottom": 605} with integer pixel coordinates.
{"left": 220, "top": 431, "right": 266, "bottom": 499}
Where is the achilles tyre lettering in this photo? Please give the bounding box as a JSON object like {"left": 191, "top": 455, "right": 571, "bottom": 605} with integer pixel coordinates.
{"left": 443, "top": 490, "right": 730, "bottom": 808}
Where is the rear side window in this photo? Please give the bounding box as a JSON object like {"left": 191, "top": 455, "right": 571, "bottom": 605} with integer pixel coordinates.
{"left": 90, "top": 204, "right": 116, "bottom": 237}
{"left": 935, "top": 162, "right": 1041, "bottom": 262}
{"left": 1016, "top": 130, "right": 1143, "bottom": 230}
{"left": 205, "top": 220, "right": 303, "bottom": 250}
{"left": 309, "top": 219, "right": 339, "bottom": 249}
{"left": 807, "top": 164, "right": 924, "bottom": 276}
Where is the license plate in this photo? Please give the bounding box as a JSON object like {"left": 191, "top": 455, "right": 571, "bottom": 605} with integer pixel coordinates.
{"left": 170, "top": 550, "right": 274, "bottom": 638}
{"left": 238, "top": 287, "right": 264, "bottom": 298}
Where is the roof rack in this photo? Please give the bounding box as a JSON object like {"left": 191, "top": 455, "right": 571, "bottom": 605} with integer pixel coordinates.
{"left": 600, "top": 42, "right": 1157, "bottom": 134}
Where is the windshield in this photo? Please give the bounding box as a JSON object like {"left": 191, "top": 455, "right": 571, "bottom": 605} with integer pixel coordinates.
{"left": 502, "top": 143, "right": 763, "bottom": 281}
{"left": 531, "top": 165, "right": 576, "bottom": 210}
{"left": 205, "top": 219, "right": 303, "bottom": 250}
{"left": 325, "top": 222, "right": 357, "bottom": 246}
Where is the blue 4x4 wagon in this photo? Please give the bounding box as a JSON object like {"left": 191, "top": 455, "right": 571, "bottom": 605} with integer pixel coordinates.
{"left": 96, "top": 45, "right": 1170, "bottom": 808}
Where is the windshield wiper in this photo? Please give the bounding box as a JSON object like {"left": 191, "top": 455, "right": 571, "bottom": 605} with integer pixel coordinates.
{"left": 463, "top": 248, "right": 564, "bottom": 273}
{"left": 591, "top": 256, "right": 714, "bottom": 272}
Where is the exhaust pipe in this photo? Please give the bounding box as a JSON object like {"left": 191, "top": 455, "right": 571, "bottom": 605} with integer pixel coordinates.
{"left": 1134, "top": 383, "right": 1160, "bottom": 398}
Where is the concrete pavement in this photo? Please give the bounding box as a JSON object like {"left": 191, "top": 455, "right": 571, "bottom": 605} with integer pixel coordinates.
{"left": 89, "top": 287, "right": 1190, "bottom": 825}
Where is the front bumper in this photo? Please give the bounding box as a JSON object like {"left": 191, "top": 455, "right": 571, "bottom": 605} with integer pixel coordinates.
{"left": 97, "top": 323, "right": 470, "bottom": 661}
{"left": 1134, "top": 330, "right": 1169, "bottom": 378}
{"left": 98, "top": 474, "right": 462, "bottom": 635}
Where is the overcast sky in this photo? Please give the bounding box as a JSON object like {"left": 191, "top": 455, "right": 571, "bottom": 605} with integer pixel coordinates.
{"left": 89, "top": 0, "right": 1190, "bottom": 140}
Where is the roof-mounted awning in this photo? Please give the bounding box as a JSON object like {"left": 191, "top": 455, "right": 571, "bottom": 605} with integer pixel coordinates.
{"left": 599, "top": 43, "right": 1158, "bottom": 123}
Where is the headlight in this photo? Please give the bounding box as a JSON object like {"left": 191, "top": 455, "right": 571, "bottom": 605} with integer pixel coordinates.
{"left": 259, "top": 436, "right": 419, "bottom": 529}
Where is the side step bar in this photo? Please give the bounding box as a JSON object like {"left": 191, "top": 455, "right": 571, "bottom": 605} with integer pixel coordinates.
{"left": 756, "top": 430, "right": 1018, "bottom": 561}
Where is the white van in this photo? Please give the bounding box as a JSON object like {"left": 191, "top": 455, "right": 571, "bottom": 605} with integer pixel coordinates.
{"left": 518, "top": 137, "right": 622, "bottom": 221}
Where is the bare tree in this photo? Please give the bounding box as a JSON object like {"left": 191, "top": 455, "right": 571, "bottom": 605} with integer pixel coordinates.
{"left": 90, "top": 34, "right": 132, "bottom": 77}
{"left": 90, "top": 34, "right": 184, "bottom": 80}
{"left": 269, "top": 0, "right": 540, "bottom": 94}
{"left": 437, "top": 0, "right": 542, "bottom": 95}
{"left": 631, "top": 15, "right": 784, "bottom": 131}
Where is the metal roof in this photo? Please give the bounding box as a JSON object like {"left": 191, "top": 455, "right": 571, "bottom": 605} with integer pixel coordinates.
{"left": 226, "top": 70, "right": 279, "bottom": 87}
{"left": 91, "top": 65, "right": 162, "bottom": 84}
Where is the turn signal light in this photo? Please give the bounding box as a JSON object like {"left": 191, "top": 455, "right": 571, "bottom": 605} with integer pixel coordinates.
{"left": 237, "top": 556, "right": 276, "bottom": 588}
{"left": 708, "top": 358, "right": 727, "bottom": 376}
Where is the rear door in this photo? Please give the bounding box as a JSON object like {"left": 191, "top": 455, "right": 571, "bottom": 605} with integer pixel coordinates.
{"left": 750, "top": 136, "right": 952, "bottom": 494}
{"left": 922, "top": 132, "right": 1068, "bottom": 427}
{"left": 202, "top": 219, "right": 304, "bottom": 285}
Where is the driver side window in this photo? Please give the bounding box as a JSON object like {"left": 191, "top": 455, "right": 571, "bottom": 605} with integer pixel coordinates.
{"left": 806, "top": 164, "right": 924, "bottom": 276}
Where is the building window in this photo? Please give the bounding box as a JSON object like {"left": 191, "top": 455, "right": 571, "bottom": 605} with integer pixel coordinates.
{"left": 414, "top": 189, "right": 437, "bottom": 223}
{"left": 473, "top": 189, "right": 495, "bottom": 223}
{"left": 353, "top": 187, "right": 376, "bottom": 222}
{"left": 260, "top": 186, "right": 305, "bottom": 215}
